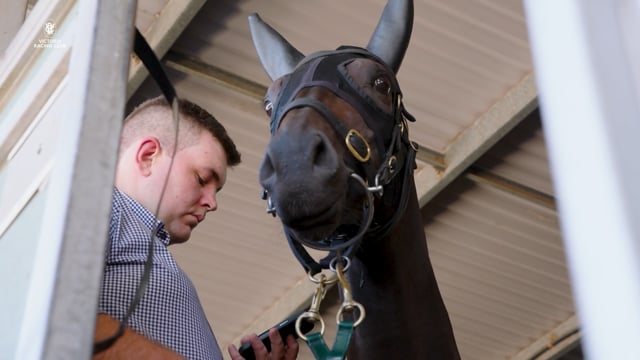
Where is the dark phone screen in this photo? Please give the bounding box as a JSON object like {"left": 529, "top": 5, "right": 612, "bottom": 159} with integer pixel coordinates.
{"left": 238, "top": 311, "right": 314, "bottom": 360}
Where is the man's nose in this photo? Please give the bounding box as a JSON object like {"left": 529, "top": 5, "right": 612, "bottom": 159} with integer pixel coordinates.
{"left": 203, "top": 191, "right": 218, "bottom": 212}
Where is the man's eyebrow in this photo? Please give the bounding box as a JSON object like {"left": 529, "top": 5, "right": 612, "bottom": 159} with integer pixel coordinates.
{"left": 206, "top": 168, "right": 223, "bottom": 191}
{"left": 205, "top": 168, "right": 219, "bottom": 182}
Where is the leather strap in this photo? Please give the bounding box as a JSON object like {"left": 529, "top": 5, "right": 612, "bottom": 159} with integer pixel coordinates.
{"left": 306, "top": 321, "right": 354, "bottom": 360}
{"left": 132, "top": 28, "right": 176, "bottom": 104}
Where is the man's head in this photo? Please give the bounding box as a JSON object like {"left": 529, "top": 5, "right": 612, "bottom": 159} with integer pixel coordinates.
{"left": 116, "top": 96, "right": 241, "bottom": 244}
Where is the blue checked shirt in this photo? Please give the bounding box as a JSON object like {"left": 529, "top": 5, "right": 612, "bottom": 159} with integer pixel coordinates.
{"left": 99, "top": 188, "right": 223, "bottom": 359}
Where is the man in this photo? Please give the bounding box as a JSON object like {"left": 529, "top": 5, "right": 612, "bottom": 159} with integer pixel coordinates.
{"left": 94, "top": 96, "right": 298, "bottom": 360}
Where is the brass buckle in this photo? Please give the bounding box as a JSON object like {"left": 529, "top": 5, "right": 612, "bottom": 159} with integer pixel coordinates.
{"left": 345, "top": 129, "right": 371, "bottom": 162}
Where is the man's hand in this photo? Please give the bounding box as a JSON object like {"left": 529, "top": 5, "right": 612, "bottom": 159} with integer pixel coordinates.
{"left": 228, "top": 328, "right": 299, "bottom": 360}
{"left": 93, "top": 313, "right": 183, "bottom": 360}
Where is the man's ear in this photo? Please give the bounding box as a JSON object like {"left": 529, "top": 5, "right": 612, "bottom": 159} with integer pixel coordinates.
{"left": 135, "top": 137, "right": 162, "bottom": 176}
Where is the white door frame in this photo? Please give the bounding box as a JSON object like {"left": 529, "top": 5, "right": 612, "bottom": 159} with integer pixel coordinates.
{"left": 525, "top": 1, "right": 640, "bottom": 358}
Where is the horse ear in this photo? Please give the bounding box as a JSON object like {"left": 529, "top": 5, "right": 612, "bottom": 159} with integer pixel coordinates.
{"left": 366, "top": 0, "right": 414, "bottom": 74}
{"left": 248, "top": 13, "right": 305, "bottom": 80}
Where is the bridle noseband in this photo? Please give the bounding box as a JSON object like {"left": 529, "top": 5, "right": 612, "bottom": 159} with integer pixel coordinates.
{"left": 261, "top": 46, "right": 418, "bottom": 275}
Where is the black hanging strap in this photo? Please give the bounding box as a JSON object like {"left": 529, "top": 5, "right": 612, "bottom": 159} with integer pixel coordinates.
{"left": 132, "top": 28, "right": 177, "bottom": 104}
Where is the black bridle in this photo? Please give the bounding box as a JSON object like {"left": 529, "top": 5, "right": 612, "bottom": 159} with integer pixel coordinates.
{"left": 261, "top": 46, "right": 418, "bottom": 275}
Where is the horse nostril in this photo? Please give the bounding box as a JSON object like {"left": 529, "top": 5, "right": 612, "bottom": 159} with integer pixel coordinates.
{"left": 311, "top": 133, "right": 337, "bottom": 171}
{"left": 312, "top": 134, "right": 325, "bottom": 164}
{"left": 259, "top": 152, "right": 276, "bottom": 186}
{"left": 261, "top": 126, "right": 341, "bottom": 184}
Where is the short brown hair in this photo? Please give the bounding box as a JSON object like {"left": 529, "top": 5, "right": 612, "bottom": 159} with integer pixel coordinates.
{"left": 122, "top": 96, "right": 241, "bottom": 166}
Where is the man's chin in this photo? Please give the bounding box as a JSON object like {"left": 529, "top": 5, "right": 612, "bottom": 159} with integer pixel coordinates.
{"left": 167, "top": 227, "right": 191, "bottom": 245}
{"left": 169, "top": 236, "right": 189, "bottom": 245}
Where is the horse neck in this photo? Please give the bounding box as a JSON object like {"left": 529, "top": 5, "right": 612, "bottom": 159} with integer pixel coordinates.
{"left": 354, "top": 179, "right": 427, "bottom": 283}
{"left": 348, "top": 179, "right": 461, "bottom": 359}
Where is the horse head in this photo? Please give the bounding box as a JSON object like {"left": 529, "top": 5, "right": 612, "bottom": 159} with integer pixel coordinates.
{"left": 250, "top": 0, "right": 416, "bottom": 268}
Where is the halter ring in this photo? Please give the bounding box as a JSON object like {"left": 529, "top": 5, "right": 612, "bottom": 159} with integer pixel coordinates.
{"left": 337, "top": 302, "right": 366, "bottom": 327}
{"left": 329, "top": 256, "right": 351, "bottom": 273}
{"left": 296, "top": 311, "right": 325, "bottom": 341}
{"left": 261, "top": 189, "right": 277, "bottom": 217}
{"left": 308, "top": 272, "right": 338, "bottom": 285}
{"left": 366, "top": 174, "right": 384, "bottom": 196}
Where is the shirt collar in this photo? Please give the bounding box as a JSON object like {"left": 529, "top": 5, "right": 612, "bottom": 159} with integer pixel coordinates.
{"left": 114, "top": 187, "right": 171, "bottom": 245}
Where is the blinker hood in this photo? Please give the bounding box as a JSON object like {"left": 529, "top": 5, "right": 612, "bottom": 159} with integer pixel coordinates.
{"left": 248, "top": 0, "right": 414, "bottom": 80}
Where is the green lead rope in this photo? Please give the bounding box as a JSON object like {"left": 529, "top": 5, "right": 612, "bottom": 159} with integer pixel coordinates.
{"left": 306, "top": 321, "right": 354, "bottom": 360}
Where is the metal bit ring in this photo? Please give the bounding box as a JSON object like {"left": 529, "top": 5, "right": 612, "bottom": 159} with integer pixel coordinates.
{"left": 296, "top": 311, "right": 325, "bottom": 341}
{"left": 337, "top": 302, "right": 366, "bottom": 327}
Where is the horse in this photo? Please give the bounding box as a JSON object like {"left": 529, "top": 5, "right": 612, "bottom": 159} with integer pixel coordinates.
{"left": 248, "top": 0, "right": 460, "bottom": 358}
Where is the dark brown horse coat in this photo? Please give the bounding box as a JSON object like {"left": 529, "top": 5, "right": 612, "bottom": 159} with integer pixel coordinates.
{"left": 249, "top": 1, "right": 460, "bottom": 358}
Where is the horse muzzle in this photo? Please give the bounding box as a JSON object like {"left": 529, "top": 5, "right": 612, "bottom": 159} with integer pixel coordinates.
{"left": 259, "top": 122, "right": 351, "bottom": 238}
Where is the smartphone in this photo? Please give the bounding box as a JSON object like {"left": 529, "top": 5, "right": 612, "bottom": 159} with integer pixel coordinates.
{"left": 237, "top": 310, "right": 314, "bottom": 360}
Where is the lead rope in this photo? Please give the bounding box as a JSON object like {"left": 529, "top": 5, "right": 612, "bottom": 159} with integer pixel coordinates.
{"left": 296, "top": 256, "right": 366, "bottom": 360}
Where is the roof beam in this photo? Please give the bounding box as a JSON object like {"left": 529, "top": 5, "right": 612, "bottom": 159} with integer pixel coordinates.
{"left": 164, "top": 50, "right": 266, "bottom": 99}
{"left": 415, "top": 74, "right": 538, "bottom": 208}
{"left": 127, "top": 0, "right": 206, "bottom": 97}
{"left": 511, "top": 315, "right": 581, "bottom": 360}
{"left": 465, "top": 165, "right": 556, "bottom": 210}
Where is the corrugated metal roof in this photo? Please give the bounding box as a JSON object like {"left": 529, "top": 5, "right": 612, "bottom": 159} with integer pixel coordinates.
{"left": 126, "top": 0, "right": 584, "bottom": 359}
{"left": 0, "top": 0, "right": 587, "bottom": 358}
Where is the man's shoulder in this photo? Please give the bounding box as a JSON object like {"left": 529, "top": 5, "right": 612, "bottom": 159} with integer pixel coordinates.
{"left": 107, "top": 188, "right": 176, "bottom": 267}
{"left": 109, "top": 188, "right": 131, "bottom": 237}
{"left": 108, "top": 188, "right": 151, "bottom": 258}
{"left": 111, "top": 188, "right": 152, "bottom": 228}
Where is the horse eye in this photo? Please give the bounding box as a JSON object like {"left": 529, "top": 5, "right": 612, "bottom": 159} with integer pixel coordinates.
{"left": 264, "top": 100, "right": 273, "bottom": 115}
{"left": 373, "top": 77, "right": 391, "bottom": 95}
